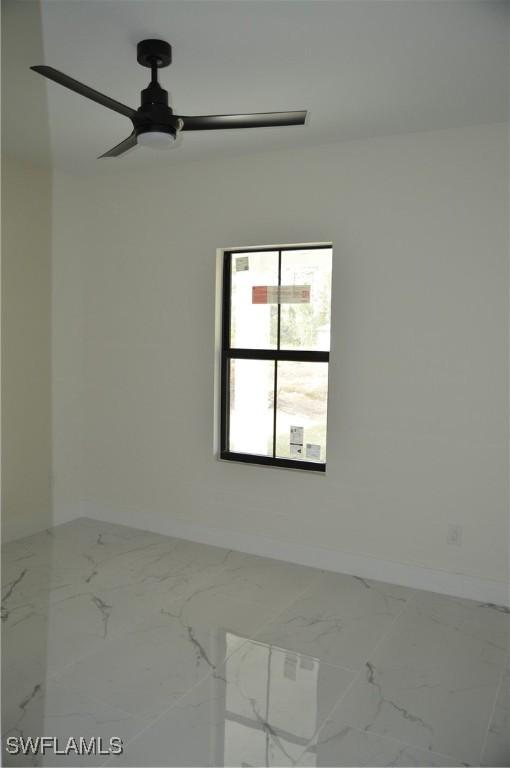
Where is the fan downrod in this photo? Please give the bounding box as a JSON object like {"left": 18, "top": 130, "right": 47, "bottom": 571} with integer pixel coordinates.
{"left": 137, "top": 39, "right": 172, "bottom": 69}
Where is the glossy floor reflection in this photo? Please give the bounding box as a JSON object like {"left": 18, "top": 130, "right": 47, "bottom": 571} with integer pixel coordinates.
{"left": 2, "top": 519, "right": 509, "bottom": 767}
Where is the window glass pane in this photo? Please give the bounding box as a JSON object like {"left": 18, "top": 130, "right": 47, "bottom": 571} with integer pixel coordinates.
{"left": 275, "top": 361, "right": 328, "bottom": 462}
{"left": 229, "top": 359, "right": 274, "bottom": 456}
{"left": 279, "top": 248, "right": 332, "bottom": 351}
{"left": 230, "top": 251, "right": 278, "bottom": 349}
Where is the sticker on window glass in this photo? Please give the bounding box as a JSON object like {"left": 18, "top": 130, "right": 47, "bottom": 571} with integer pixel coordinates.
{"left": 252, "top": 285, "right": 311, "bottom": 304}
{"left": 306, "top": 443, "right": 321, "bottom": 460}
{"left": 290, "top": 425, "right": 304, "bottom": 457}
{"left": 252, "top": 286, "right": 271, "bottom": 304}
{"left": 290, "top": 426, "right": 304, "bottom": 444}
{"left": 235, "top": 256, "right": 249, "bottom": 272}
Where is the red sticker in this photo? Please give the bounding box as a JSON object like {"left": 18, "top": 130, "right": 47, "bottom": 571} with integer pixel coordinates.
{"left": 252, "top": 286, "right": 269, "bottom": 304}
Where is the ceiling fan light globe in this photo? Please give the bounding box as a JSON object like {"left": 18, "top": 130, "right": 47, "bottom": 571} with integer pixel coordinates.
{"left": 137, "top": 129, "right": 176, "bottom": 149}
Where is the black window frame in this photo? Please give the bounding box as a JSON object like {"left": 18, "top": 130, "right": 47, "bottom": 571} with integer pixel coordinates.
{"left": 220, "top": 244, "right": 331, "bottom": 472}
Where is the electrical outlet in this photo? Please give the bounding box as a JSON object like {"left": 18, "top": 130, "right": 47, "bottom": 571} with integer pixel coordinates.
{"left": 447, "top": 524, "right": 462, "bottom": 546}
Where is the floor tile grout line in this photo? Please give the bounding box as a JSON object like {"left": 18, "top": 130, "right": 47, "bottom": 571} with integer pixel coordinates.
{"left": 43, "top": 680, "right": 155, "bottom": 722}
{"left": 478, "top": 652, "right": 508, "bottom": 765}
{"left": 320, "top": 721, "right": 466, "bottom": 766}
{"left": 292, "top": 589, "right": 416, "bottom": 764}
{"left": 3, "top": 661, "right": 154, "bottom": 736}
{"left": 45, "top": 607, "right": 173, "bottom": 685}
{"left": 46, "top": 678, "right": 157, "bottom": 725}
{"left": 363, "top": 587, "right": 418, "bottom": 666}
{"left": 292, "top": 661, "right": 364, "bottom": 765}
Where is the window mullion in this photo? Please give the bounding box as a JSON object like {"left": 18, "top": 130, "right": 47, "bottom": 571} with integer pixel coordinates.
{"left": 226, "top": 348, "right": 329, "bottom": 363}
{"left": 272, "top": 361, "right": 278, "bottom": 458}
{"left": 277, "top": 249, "right": 282, "bottom": 348}
{"left": 272, "top": 250, "right": 282, "bottom": 458}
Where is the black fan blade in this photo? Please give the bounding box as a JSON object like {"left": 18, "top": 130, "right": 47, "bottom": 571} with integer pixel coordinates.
{"left": 178, "top": 111, "right": 307, "bottom": 131}
{"left": 31, "top": 66, "right": 136, "bottom": 119}
{"left": 99, "top": 133, "right": 138, "bottom": 158}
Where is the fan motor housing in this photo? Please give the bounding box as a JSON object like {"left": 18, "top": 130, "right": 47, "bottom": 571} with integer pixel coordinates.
{"left": 137, "top": 39, "right": 172, "bottom": 68}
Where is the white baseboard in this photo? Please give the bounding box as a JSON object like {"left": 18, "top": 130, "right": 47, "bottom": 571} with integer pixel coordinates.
{"left": 58, "top": 501, "right": 510, "bottom": 608}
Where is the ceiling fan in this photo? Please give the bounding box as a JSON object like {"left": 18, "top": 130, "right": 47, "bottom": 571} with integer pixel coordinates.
{"left": 31, "top": 39, "right": 307, "bottom": 158}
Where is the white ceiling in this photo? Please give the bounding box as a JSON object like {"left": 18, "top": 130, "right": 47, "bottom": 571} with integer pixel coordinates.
{"left": 5, "top": 0, "right": 509, "bottom": 173}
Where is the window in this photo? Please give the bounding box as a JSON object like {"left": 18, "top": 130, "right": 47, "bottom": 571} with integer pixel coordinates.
{"left": 220, "top": 245, "right": 332, "bottom": 471}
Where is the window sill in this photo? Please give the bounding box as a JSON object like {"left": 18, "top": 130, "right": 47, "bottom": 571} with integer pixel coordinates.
{"left": 220, "top": 451, "right": 326, "bottom": 473}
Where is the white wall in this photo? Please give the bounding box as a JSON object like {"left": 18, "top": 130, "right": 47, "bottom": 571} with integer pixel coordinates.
{"left": 2, "top": 157, "right": 53, "bottom": 542}
{"left": 53, "top": 122, "right": 509, "bottom": 602}
{"left": 2, "top": 1, "right": 53, "bottom": 542}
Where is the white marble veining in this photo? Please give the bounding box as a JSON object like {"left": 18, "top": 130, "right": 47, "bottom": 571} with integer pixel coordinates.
{"left": 2, "top": 518, "right": 509, "bottom": 766}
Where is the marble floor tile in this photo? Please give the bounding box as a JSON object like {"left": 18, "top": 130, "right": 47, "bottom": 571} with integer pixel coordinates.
{"left": 2, "top": 543, "right": 85, "bottom": 622}
{"left": 81, "top": 544, "right": 320, "bottom": 624}
{"left": 4, "top": 580, "right": 155, "bottom": 685}
{"left": 1, "top": 518, "right": 152, "bottom": 579}
{"left": 61, "top": 533, "right": 270, "bottom": 617}
{"left": 209, "top": 552, "right": 322, "bottom": 611}
{"left": 1, "top": 520, "right": 163, "bottom": 626}
{"left": 81, "top": 549, "right": 242, "bottom": 612}
{"left": 53, "top": 589, "right": 279, "bottom": 721}
{"left": 44, "top": 591, "right": 133, "bottom": 676}
{"left": 149, "top": 585, "right": 282, "bottom": 637}
{"left": 2, "top": 523, "right": 268, "bottom": 677}
{"left": 52, "top": 613, "right": 221, "bottom": 719}
{"left": 3, "top": 519, "right": 510, "bottom": 767}
{"left": 326, "top": 591, "right": 509, "bottom": 765}
{"left": 108, "top": 636, "right": 356, "bottom": 767}
{"left": 36, "top": 519, "right": 166, "bottom": 574}
{"left": 2, "top": 681, "right": 148, "bottom": 767}
{"left": 481, "top": 665, "right": 510, "bottom": 767}
{"left": 82, "top": 534, "right": 229, "bottom": 593}
{"left": 252, "top": 571, "right": 411, "bottom": 671}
